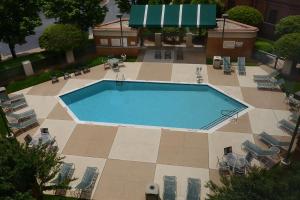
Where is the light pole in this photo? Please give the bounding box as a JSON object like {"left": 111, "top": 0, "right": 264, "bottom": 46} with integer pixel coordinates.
{"left": 221, "top": 13, "right": 228, "bottom": 57}
{"left": 116, "top": 13, "right": 124, "bottom": 50}
{"left": 281, "top": 115, "right": 300, "bottom": 165}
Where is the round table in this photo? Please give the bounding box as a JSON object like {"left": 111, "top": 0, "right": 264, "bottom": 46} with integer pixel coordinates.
{"left": 224, "top": 153, "right": 247, "bottom": 174}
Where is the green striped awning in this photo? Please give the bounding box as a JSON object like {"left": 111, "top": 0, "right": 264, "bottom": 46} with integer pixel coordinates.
{"left": 129, "top": 4, "right": 216, "bottom": 28}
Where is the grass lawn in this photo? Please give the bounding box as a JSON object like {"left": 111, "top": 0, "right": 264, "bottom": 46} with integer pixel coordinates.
{"left": 44, "top": 195, "right": 79, "bottom": 200}
{"left": 0, "top": 53, "right": 46, "bottom": 70}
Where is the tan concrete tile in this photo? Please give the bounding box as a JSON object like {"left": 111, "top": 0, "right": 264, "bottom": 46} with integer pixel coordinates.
{"left": 171, "top": 64, "right": 208, "bottom": 83}
{"left": 209, "top": 169, "right": 222, "bottom": 187}
{"left": 237, "top": 67, "right": 268, "bottom": 88}
{"left": 27, "top": 80, "right": 67, "bottom": 96}
{"left": 217, "top": 85, "right": 244, "bottom": 100}
{"left": 59, "top": 79, "right": 95, "bottom": 94}
{"left": 248, "top": 108, "right": 288, "bottom": 136}
{"left": 47, "top": 103, "right": 73, "bottom": 120}
{"left": 158, "top": 129, "right": 209, "bottom": 168}
{"left": 11, "top": 87, "right": 33, "bottom": 95}
{"left": 73, "top": 65, "right": 107, "bottom": 80}
{"left": 93, "top": 159, "right": 155, "bottom": 200}
{"left": 207, "top": 65, "right": 239, "bottom": 86}
{"left": 62, "top": 155, "right": 106, "bottom": 199}
{"left": 104, "top": 62, "right": 142, "bottom": 80}
{"left": 63, "top": 125, "right": 118, "bottom": 158}
{"left": 241, "top": 87, "right": 288, "bottom": 110}
{"left": 25, "top": 95, "right": 57, "bottom": 118}
{"left": 154, "top": 164, "right": 210, "bottom": 200}
{"left": 218, "top": 113, "right": 252, "bottom": 133}
{"left": 137, "top": 62, "right": 172, "bottom": 81}
{"left": 108, "top": 127, "right": 161, "bottom": 163}
{"left": 34, "top": 119, "right": 76, "bottom": 153}
{"left": 208, "top": 131, "right": 254, "bottom": 169}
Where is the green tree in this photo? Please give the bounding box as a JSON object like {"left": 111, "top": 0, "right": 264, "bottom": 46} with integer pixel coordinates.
{"left": 0, "top": 0, "right": 41, "bottom": 58}
{"left": 117, "top": 0, "right": 131, "bottom": 14}
{"left": 275, "top": 15, "right": 300, "bottom": 38}
{"left": 227, "top": 6, "right": 263, "bottom": 27}
{"left": 41, "top": 0, "right": 107, "bottom": 31}
{"left": 39, "top": 24, "right": 88, "bottom": 63}
{"left": 172, "top": 0, "right": 182, "bottom": 4}
{"left": 206, "top": 164, "right": 300, "bottom": 200}
{"left": 149, "top": 0, "right": 162, "bottom": 4}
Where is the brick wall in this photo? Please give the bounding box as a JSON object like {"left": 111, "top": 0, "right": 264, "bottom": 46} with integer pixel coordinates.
{"left": 95, "top": 47, "right": 140, "bottom": 56}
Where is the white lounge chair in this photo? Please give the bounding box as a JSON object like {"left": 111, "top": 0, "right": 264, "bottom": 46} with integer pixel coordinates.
{"left": 253, "top": 71, "right": 279, "bottom": 82}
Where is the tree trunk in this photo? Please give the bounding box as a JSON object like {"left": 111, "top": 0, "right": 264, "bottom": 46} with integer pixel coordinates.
{"left": 65, "top": 50, "right": 75, "bottom": 64}
{"left": 8, "top": 42, "right": 17, "bottom": 59}
{"left": 32, "top": 181, "right": 44, "bottom": 200}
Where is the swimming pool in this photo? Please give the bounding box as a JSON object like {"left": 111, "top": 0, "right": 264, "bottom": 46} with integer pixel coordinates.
{"left": 60, "top": 80, "right": 248, "bottom": 131}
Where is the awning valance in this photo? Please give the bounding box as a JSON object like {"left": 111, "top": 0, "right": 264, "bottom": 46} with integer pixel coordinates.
{"left": 129, "top": 4, "right": 217, "bottom": 28}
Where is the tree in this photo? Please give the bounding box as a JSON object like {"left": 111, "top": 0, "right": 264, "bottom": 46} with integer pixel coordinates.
{"left": 0, "top": 0, "right": 41, "bottom": 58}
{"left": 275, "top": 15, "right": 300, "bottom": 38}
{"left": 226, "top": 6, "right": 263, "bottom": 27}
{"left": 39, "top": 24, "right": 88, "bottom": 63}
{"left": 149, "top": 0, "right": 162, "bottom": 4}
{"left": 206, "top": 164, "right": 300, "bottom": 200}
{"left": 41, "top": 0, "right": 107, "bottom": 31}
{"left": 172, "top": 0, "right": 182, "bottom": 4}
{"left": 117, "top": 0, "right": 131, "bottom": 14}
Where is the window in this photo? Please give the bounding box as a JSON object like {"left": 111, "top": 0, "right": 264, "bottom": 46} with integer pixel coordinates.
{"left": 100, "top": 39, "right": 108, "bottom": 46}
{"left": 111, "top": 38, "right": 121, "bottom": 47}
{"left": 267, "top": 9, "right": 278, "bottom": 24}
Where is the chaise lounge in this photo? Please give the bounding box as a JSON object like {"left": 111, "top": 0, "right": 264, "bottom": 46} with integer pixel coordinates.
{"left": 163, "top": 176, "right": 177, "bottom": 200}
{"left": 253, "top": 71, "right": 279, "bottom": 82}
{"left": 258, "top": 132, "right": 290, "bottom": 150}
{"left": 257, "top": 79, "right": 285, "bottom": 90}
{"left": 186, "top": 178, "right": 201, "bottom": 200}
{"left": 75, "top": 167, "right": 99, "bottom": 199}
{"left": 278, "top": 119, "right": 300, "bottom": 134}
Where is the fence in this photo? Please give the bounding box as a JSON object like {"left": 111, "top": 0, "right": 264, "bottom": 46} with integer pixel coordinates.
{"left": 252, "top": 50, "right": 285, "bottom": 69}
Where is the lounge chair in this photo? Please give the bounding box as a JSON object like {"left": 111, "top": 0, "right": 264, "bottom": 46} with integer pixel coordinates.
{"left": 6, "top": 109, "right": 36, "bottom": 122}
{"left": 64, "top": 72, "right": 71, "bottom": 80}
{"left": 52, "top": 163, "right": 75, "bottom": 185}
{"left": 241, "top": 140, "right": 279, "bottom": 157}
{"left": 278, "top": 119, "right": 300, "bottom": 134}
{"left": 289, "top": 112, "right": 299, "bottom": 123}
{"left": 8, "top": 116, "right": 38, "bottom": 133}
{"left": 82, "top": 67, "right": 90, "bottom": 74}
{"left": 74, "top": 69, "right": 82, "bottom": 76}
{"left": 1, "top": 98, "right": 27, "bottom": 113}
{"left": 75, "top": 167, "right": 98, "bottom": 199}
{"left": 253, "top": 71, "right": 279, "bottom": 82}
{"left": 51, "top": 76, "right": 59, "bottom": 84}
{"left": 257, "top": 79, "right": 285, "bottom": 90}
{"left": 237, "top": 57, "right": 246, "bottom": 75}
{"left": 223, "top": 57, "right": 231, "bottom": 74}
{"left": 258, "top": 132, "right": 290, "bottom": 150}
{"left": 186, "top": 178, "right": 201, "bottom": 200}
{"left": 163, "top": 176, "right": 177, "bottom": 200}
{"left": 287, "top": 95, "right": 300, "bottom": 110}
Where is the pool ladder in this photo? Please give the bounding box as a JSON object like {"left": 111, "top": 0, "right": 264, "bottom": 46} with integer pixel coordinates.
{"left": 116, "top": 73, "right": 125, "bottom": 86}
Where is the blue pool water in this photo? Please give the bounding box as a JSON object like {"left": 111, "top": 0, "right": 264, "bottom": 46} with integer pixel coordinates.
{"left": 60, "top": 80, "right": 247, "bottom": 130}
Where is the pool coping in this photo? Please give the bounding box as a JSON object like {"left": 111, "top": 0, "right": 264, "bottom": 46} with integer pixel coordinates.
{"left": 56, "top": 78, "right": 254, "bottom": 134}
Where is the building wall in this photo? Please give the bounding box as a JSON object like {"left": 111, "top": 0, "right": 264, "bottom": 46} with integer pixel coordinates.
{"left": 206, "top": 37, "right": 256, "bottom": 58}
{"left": 95, "top": 47, "right": 140, "bottom": 56}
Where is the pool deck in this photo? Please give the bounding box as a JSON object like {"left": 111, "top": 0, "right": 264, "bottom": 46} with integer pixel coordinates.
{"left": 15, "top": 62, "right": 294, "bottom": 200}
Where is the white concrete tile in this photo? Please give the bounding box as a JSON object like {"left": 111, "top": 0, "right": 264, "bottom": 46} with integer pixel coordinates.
{"left": 25, "top": 95, "right": 57, "bottom": 118}
{"left": 237, "top": 67, "right": 268, "bottom": 88}
{"left": 11, "top": 86, "right": 33, "bottom": 95}
{"left": 59, "top": 79, "right": 95, "bottom": 95}
{"left": 171, "top": 64, "right": 208, "bottom": 83}
{"left": 217, "top": 85, "right": 244, "bottom": 100}
{"left": 109, "top": 126, "right": 161, "bottom": 163}
{"left": 34, "top": 119, "right": 76, "bottom": 153}
{"left": 208, "top": 131, "right": 255, "bottom": 170}
{"left": 104, "top": 62, "right": 142, "bottom": 80}
{"left": 154, "top": 164, "right": 210, "bottom": 200}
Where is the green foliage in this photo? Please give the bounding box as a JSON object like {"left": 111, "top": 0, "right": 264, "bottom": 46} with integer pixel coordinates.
{"left": 0, "top": 53, "right": 46, "bottom": 70}
{"left": 116, "top": 0, "right": 131, "bottom": 14}
{"left": 206, "top": 163, "right": 300, "bottom": 200}
{"left": 274, "top": 33, "right": 300, "bottom": 62}
{"left": 0, "top": 0, "right": 41, "bottom": 58}
{"left": 227, "top": 6, "right": 263, "bottom": 27}
{"left": 191, "top": 0, "right": 209, "bottom": 4}
{"left": 39, "top": 24, "right": 88, "bottom": 52}
{"left": 41, "top": 0, "right": 107, "bottom": 31}
{"left": 149, "top": 0, "right": 162, "bottom": 4}
{"left": 172, "top": 0, "right": 182, "bottom": 4}
{"left": 275, "top": 15, "right": 300, "bottom": 38}
{"left": 255, "top": 38, "right": 274, "bottom": 53}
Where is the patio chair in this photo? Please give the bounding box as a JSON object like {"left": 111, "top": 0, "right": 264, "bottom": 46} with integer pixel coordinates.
{"left": 64, "top": 72, "right": 71, "bottom": 80}
{"left": 75, "top": 167, "right": 98, "bottom": 199}
{"left": 51, "top": 76, "right": 59, "bottom": 84}
{"left": 258, "top": 132, "right": 290, "bottom": 150}
{"left": 186, "top": 178, "right": 201, "bottom": 200}
{"left": 1, "top": 98, "right": 27, "bottom": 113}
{"left": 257, "top": 79, "right": 285, "bottom": 90}
{"left": 111, "top": 63, "right": 120, "bottom": 72}
{"left": 82, "top": 67, "right": 90, "bottom": 74}
{"left": 237, "top": 57, "right": 246, "bottom": 75}
{"left": 8, "top": 116, "right": 38, "bottom": 133}
{"left": 104, "top": 63, "right": 110, "bottom": 70}
{"left": 253, "top": 71, "right": 279, "bottom": 82}
{"left": 163, "top": 176, "right": 177, "bottom": 200}
{"left": 287, "top": 95, "right": 300, "bottom": 111}
{"left": 6, "top": 109, "right": 36, "bottom": 122}
{"left": 278, "top": 119, "right": 300, "bottom": 134}
{"left": 52, "top": 163, "right": 75, "bottom": 185}
{"left": 241, "top": 140, "right": 279, "bottom": 158}
{"left": 223, "top": 57, "right": 231, "bottom": 74}
{"left": 74, "top": 69, "right": 82, "bottom": 76}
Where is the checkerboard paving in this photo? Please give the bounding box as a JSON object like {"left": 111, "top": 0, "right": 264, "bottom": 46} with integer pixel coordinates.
{"left": 16, "top": 62, "right": 295, "bottom": 199}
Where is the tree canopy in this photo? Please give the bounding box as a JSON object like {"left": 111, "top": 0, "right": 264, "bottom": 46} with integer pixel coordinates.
{"left": 116, "top": 0, "right": 131, "bottom": 14}
{"left": 39, "top": 24, "right": 88, "bottom": 52}
{"left": 274, "top": 33, "right": 300, "bottom": 62}
{"left": 226, "top": 6, "right": 263, "bottom": 27}
{"left": 0, "top": 0, "right": 41, "bottom": 58}
{"left": 206, "top": 164, "right": 300, "bottom": 200}
{"left": 41, "top": 0, "right": 107, "bottom": 31}
{"left": 275, "top": 15, "right": 300, "bottom": 38}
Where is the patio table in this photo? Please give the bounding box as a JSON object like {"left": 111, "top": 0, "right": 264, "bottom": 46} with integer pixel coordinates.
{"left": 107, "top": 58, "right": 120, "bottom": 67}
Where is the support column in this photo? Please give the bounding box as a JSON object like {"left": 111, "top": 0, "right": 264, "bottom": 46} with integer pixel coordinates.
{"left": 186, "top": 32, "right": 193, "bottom": 47}
{"left": 155, "top": 33, "right": 162, "bottom": 47}
{"left": 22, "top": 60, "right": 34, "bottom": 76}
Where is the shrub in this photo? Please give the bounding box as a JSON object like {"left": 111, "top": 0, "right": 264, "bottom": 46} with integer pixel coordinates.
{"left": 255, "top": 39, "right": 274, "bottom": 53}
{"left": 227, "top": 6, "right": 263, "bottom": 27}
{"left": 275, "top": 15, "right": 300, "bottom": 38}
{"left": 274, "top": 33, "right": 300, "bottom": 62}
